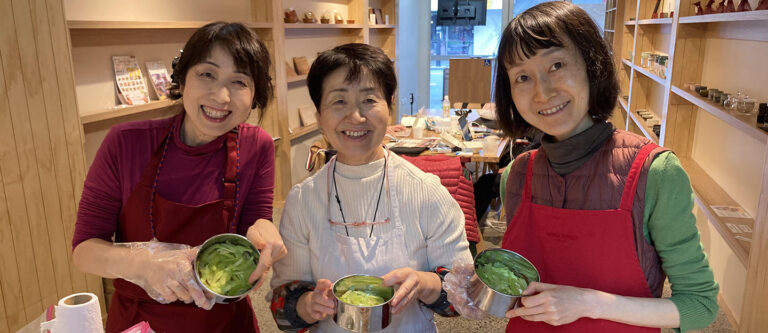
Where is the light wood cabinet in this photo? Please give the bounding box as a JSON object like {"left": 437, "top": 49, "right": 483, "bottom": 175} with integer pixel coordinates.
{"left": 607, "top": 0, "right": 768, "bottom": 330}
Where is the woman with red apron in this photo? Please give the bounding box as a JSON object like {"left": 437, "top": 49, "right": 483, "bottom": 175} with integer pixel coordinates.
{"left": 72, "top": 22, "right": 286, "bottom": 332}
{"left": 444, "top": 2, "right": 719, "bottom": 331}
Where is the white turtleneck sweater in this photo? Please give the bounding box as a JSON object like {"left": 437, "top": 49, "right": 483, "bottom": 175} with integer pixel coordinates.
{"left": 271, "top": 152, "right": 472, "bottom": 290}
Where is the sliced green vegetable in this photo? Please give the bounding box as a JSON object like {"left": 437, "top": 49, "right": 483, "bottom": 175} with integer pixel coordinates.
{"left": 197, "top": 240, "right": 258, "bottom": 296}
{"left": 339, "top": 290, "right": 387, "bottom": 307}
{"left": 476, "top": 262, "right": 528, "bottom": 296}
{"left": 334, "top": 276, "right": 393, "bottom": 306}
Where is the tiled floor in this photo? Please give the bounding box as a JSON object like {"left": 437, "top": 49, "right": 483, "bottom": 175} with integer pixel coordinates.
{"left": 251, "top": 207, "right": 736, "bottom": 332}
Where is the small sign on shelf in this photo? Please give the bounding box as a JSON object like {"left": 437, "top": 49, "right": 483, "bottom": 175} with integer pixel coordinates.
{"left": 710, "top": 205, "right": 751, "bottom": 219}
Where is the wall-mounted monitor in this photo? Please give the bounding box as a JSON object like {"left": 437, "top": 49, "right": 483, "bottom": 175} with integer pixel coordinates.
{"left": 436, "top": 0, "right": 487, "bottom": 26}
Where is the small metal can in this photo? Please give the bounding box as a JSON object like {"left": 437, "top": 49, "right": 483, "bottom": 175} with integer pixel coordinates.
{"left": 194, "top": 233, "right": 259, "bottom": 304}
{"left": 470, "top": 248, "right": 540, "bottom": 318}
{"left": 332, "top": 275, "right": 394, "bottom": 332}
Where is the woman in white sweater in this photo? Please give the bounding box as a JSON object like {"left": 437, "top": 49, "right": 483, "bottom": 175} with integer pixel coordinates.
{"left": 269, "top": 43, "right": 472, "bottom": 332}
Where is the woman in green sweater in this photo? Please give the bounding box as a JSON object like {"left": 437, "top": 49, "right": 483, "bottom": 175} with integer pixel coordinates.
{"left": 444, "top": 2, "right": 718, "bottom": 332}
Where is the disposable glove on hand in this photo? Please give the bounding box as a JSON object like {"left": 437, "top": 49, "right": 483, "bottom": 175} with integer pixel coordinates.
{"left": 443, "top": 261, "right": 489, "bottom": 320}
{"left": 107, "top": 241, "right": 215, "bottom": 310}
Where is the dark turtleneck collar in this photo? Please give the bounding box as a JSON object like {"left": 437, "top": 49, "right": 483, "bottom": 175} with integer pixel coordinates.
{"left": 540, "top": 121, "right": 615, "bottom": 176}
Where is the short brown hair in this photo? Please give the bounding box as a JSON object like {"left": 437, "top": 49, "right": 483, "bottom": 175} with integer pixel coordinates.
{"left": 494, "top": 1, "right": 618, "bottom": 138}
{"left": 307, "top": 43, "right": 396, "bottom": 112}
{"left": 171, "top": 22, "right": 273, "bottom": 120}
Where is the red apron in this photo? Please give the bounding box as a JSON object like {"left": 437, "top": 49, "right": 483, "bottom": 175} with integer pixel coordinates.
{"left": 105, "top": 119, "right": 259, "bottom": 333}
{"left": 502, "top": 144, "right": 659, "bottom": 332}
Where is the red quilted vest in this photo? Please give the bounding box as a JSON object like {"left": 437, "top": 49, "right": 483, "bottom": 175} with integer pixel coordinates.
{"left": 401, "top": 155, "right": 481, "bottom": 243}
{"left": 504, "top": 130, "right": 670, "bottom": 297}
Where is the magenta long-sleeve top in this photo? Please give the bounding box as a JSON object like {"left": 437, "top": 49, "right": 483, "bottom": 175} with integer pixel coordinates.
{"left": 72, "top": 114, "right": 275, "bottom": 249}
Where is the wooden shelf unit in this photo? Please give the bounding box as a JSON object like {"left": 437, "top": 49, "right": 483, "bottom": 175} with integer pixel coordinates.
{"left": 68, "top": 20, "right": 273, "bottom": 29}
{"left": 289, "top": 123, "right": 320, "bottom": 141}
{"left": 67, "top": 0, "right": 398, "bottom": 203}
{"left": 80, "top": 99, "right": 182, "bottom": 125}
{"left": 284, "top": 23, "right": 364, "bottom": 29}
{"left": 287, "top": 74, "right": 308, "bottom": 84}
{"left": 608, "top": 0, "right": 768, "bottom": 329}
{"left": 632, "top": 63, "right": 667, "bottom": 86}
{"left": 678, "top": 11, "right": 768, "bottom": 24}
{"left": 637, "top": 17, "right": 674, "bottom": 25}
{"left": 620, "top": 97, "right": 630, "bottom": 113}
{"left": 679, "top": 157, "right": 753, "bottom": 265}
{"left": 627, "top": 109, "right": 660, "bottom": 143}
{"left": 671, "top": 86, "right": 767, "bottom": 144}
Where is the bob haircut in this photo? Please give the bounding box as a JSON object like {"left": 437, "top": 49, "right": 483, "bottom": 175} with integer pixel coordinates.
{"left": 494, "top": 1, "right": 619, "bottom": 138}
{"left": 171, "top": 21, "right": 273, "bottom": 121}
{"left": 307, "top": 43, "right": 397, "bottom": 112}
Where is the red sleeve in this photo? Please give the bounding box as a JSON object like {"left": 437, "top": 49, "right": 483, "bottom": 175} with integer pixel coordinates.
{"left": 72, "top": 128, "right": 125, "bottom": 250}
{"left": 237, "top": 127, "right": 275, "bottom": 234}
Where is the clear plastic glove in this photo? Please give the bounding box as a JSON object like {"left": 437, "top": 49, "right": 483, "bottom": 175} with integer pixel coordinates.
{"left": 443, "top": 260, "right": 489, "bottom": 320}
{"left": 106, "top": 241, "right": 215, "bottom": 310}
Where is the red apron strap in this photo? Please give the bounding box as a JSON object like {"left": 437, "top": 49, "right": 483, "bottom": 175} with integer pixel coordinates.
{"left": 619, "top": 144, "right": 658, "bottom": 211}
{"left": 223, "top": 130, "right": 238, "bottom": 232}
{"left": 522, "top": 150, "right": 538, "bottom": 202}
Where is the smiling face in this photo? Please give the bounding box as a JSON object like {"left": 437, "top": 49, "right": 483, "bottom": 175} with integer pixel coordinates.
{"left": 506, "top": 35, "right": 594, "bottom": 141}
{"left": 318, "top": 67, "right": 390, "bottom": 165}
{"left": 180, "top": 44, "right": 255, "bottom": 146}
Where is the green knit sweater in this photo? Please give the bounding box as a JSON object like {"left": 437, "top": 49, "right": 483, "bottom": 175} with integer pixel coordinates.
{"left": 500, "top": 151, "right": 719, "bottom": 332}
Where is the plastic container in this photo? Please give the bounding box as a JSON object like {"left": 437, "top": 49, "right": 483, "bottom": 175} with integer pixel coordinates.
{"left": 442, "top": 95, "right": 451, "bottom": 118}
{"left": 482, "top": 135, "right": 500, "bottom": 156}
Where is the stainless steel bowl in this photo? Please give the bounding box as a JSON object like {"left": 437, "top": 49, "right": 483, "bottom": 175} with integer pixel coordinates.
{"left": 332, "top": 274, "right": 394, "bottom": 332}
{"left": 194, "top": 233, "right": 260, "bottom": 304}
{"left": 470, "top": 248, "right": 540, "bottom": 318}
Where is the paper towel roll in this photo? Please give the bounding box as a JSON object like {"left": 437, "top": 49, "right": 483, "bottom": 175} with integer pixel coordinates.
{"left": 52, "top": 292, "right": 104, "bottom": 333}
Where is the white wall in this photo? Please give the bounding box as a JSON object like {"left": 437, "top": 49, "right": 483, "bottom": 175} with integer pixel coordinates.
{"left": 396, "top": 0, "right": 431, "bottom": 120}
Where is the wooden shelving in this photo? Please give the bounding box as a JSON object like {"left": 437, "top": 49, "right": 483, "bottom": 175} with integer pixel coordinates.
{"left": 287, "top": 74, "right": 308, "bottom": 84}
{"left": 627, "top": 109, "right": 659, "bottom": 143}
{"left": 632, "top": 63, "right": 666, "bottom": 86}
{"left": 636, "top": 18, "right": 674, "bottom": 25}
{"left": 619, "top": 97, "right": 630, "bottom": 113}
{"left": 289, "top": 123, "right": 319, "bottom": 141}
{"left": 609, "top": 0, "right": 768, "bottom": 327}
{"left": 679, "top": 157, "right": 753, "bottom": 266}
{"left": 80, "top": 99, "right": 182, "bottom": 124}
{"left": 370, "top": 24, "right": 396, "bottom": 29}
{"left": 284, "top": 23, "right": 364, "bottom": 29}
{"left": 671, "top": 86, "right": 767, "bottom": 144}
{"left": 678, "top": 11, "right": 768, "bottom": 24}
{"left": 68, "top": 20, "right": 272, "bottom": 29}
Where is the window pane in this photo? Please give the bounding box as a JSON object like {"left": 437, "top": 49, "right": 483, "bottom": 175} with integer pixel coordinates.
{"left": 429, "top": 0, "right": 606, "bottom": 110}
{"left": 429, "top": 4, "right": 502, "bottom": 109}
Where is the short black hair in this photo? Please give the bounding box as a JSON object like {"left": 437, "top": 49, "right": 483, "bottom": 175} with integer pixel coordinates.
{"left": 307, "top": 43, "right": 396, "bottom": 111}
{"left": 494, "top": 1, "right": 618, "bottom": 138}
{"left": 171, "top": 21, "right": 273, "bottom": 120}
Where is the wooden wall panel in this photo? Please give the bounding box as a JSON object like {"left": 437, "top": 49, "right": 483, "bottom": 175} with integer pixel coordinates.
{"left": 0, "top": 0, "right": 103, "bottom": 331}
{"left": 740, "top": 144, "right": 768, "bottom": 331}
